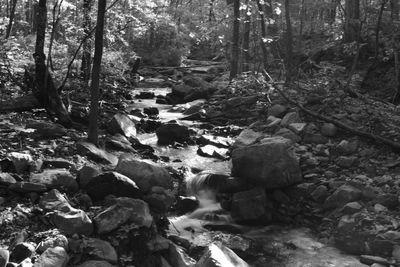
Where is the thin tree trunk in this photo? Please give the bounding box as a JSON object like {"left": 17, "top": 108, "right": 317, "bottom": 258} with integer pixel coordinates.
{"left": 344, "top": 0, "right": 360, "bottom": 42}
{"left": 229, "top": 0, "right": 240, "bottom": 80}
{"left": 284, "top": 0, "right": 293, "bottom": 83}
{"left": 375, "top": 0, "right": 388, "bottom": 59}
{"left": 256, "top": 0, "right": 268, "bottom": 69}
{"left": 208, "top": 0, "right": 215, "bottom": 22}
{"left": 5, "top": 0, "right": 17, "bottom": 38}
{"left": 88, "top": 0, "right": 106, "bottom": 145}
{"left": 392, "top": 0, "right": 399, "bottom": 20}
{"left": 298, "top": 0, "right": 305, "bottom": 49}
{"left": 329, "top": 0, "right": 338, "bottom": 24}
{"left": 82, "top": 0, "right": 93, "bottom": 85}
{"left": 242, "top": 0, "right": 251, "bottom": 72}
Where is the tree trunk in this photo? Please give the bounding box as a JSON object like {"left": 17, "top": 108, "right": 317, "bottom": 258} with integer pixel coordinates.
{"left": 229, "top": 0, "right": 240, "bottom": 80}
{"left": 242, "top": 0, "right": 251, "bottom": 72}
{"left": 208, "top": 0, "right": 215, "bottom": 22}
{"left": 256, "top": 0, "right": 268, "bottom": 69}
{"left": 375, "top": 0, "right": 388, "bottom": 59}
{"left": 284, "top": 0, "right": 293, "bottom": 82}
{"left": 344, "top": 0, "right": 360, "bottom": 42}
{"left": 81, "top": 0, "right": 93, "bottom": 85}
{"left": 392, "top": 0, "right": 399, "bottom": 20}
{"left": 5, "top": 0, "right": 17, "bottom": 38}
{"left": 88, "top": 0, "right": 106, "bottom": 145}
{"left": 298, "top": 0, "right": 305, "bottom": 49}
{"left": 329, "top": 0, "right": 338, "bottom": 24}
{"left": 33, "top": 0, "right": 72, "bottom": 127}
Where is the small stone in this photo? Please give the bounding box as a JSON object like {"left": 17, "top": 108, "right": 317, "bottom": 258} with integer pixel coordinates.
{"left": 268, "top": 104, "right": 287, "bottom": 118}
{"left": 274, "top": 128, "right": 301, "bottom": 144}
{"left": 281, "top": 112, "right": 301, "bottom": 126}
{"left": 362, "top": 185, "right": 377, "bottom": 200}
{"left": 144, "top": 186, "right": 174, "bottom": 213}
{"left": 146, "top": 235, "right": 170, "bottom": 252}
{"left": 77, "top": 165, "right": 101, "bottom": 189}
{"left": 156, "top": 123, "right": 191, "bottom": 145}
{"left": 310, "top": 185, "right": 329, "bottom": 203}
{"left": 336, "top": 156, "right": 358, "bottom": 168}
{"left": 30, "top": 169, "right": 78, "bottom": 192}
{"left": 303, "top": 133, "right": 329, "bottom": 144}
{"left": 39, "top": 189, "right": 71, "bottom": 212}
{"left": 42, "top": 159, "right": 75, "bottom": 170}
{"left": 392, "top": 245, "right": 400, "bottom": 261}
{"left": 231, "top": 188, "right": 268, "bottom": 222}
{"left": 107, "top": 113, "right": 136, "bottom": 138}
{"left": 321, "top": 123, "right": 337, "bottom": 137}
{"left": 288, "top": 123, "right": 307, "bottom": 134}
{"left": 359, "top": 255, "right": 390, "bottom": 266}
{"left": 37, "top": 235, "right": 68, "bottom": 253}
{"left": 144, "top": 107, "right": 159, "bottom": 116}
{"left": 7, "top": 152, "right": 33, "bottom": 173}
{"left": 0, "top": 173, "right": 16, "bottom": 186}
{"left": 51, "top": 208, "right": 93, "bottom": 236}
{"left": 195, "top": 242, "right": 249, "bottom": 267}
{"left": 82, "top": 238, "right": 117, "bottom": 264}
{"left": 33, "top": 247, "right": 69, "bottom": 267}
{"left": 336, "top": 140, "right": 358, "bottom": 155}
{"left": 377, "top": 193, "right": 399, "bottom": 209}
{"left": 324, "top": 185, "right": 362, "bottom": 209}
{"left": 342, "top": 202, "right": 362, "bottom": 214}
{"left": 0, "top": 249, "right": 9, "bottom": 267}
{"left": 374, "top": 203, "right": 388, "bottom": 213}
{"left": 337, "top": 215, "right": 356, "bottom": 232}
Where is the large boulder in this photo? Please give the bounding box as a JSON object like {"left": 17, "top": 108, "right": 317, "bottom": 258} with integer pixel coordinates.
{"left": 86, "top": 172, "right": 142, "bottom": 201}
{"left": 115, "top": 154, "right": 172, "bottom": 192}
{"left": 30, "top": 169, "right": 78, "bottom": 192}
{"left": 231, "top": 187, "right": 269, "bottom": 222}
{"left": 156, "top": 123, "right": 191, "bottom": 145}
{"left": 107, "top": 113, "right": 136, "bottom": 138}
{"left": 33, "top": 247, "right": 69, "bottom": 267}
{"left": 76, "top": 142, "right": 118, "bottom": 165}
{"left": 93, "top": 197, "right": 153, "bottom": 234}
{"left": 231, "top": 136, "right": 302, "bottom": 188}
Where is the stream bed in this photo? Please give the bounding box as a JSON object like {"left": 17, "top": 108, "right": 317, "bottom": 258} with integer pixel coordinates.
{"left": 128, "top": 83, "right": 368, "bottom": 267}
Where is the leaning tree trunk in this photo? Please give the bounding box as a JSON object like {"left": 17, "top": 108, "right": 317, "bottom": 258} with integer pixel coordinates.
{"left": 88, "top": 0, "right": 106, "bottom": 145}
{"left": 344, "top": 0, "right": 360, "bottom": 42}
{"left": 33, "top": 0, "right": 72, "bottom": 127}
{"left": 284, "top": 0, "right": 293, "bottom": 83}
{"left": 229, "top": 0, "right": 240, "bottom": 80}
{"left": 81, "top": 0, "right": 92, "bottom": 85}
{"left": 5, "top": 0, "right": 17, "bottom": 38}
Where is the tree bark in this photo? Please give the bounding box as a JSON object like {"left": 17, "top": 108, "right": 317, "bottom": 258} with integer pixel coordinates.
{"left": 88, "top": 0, "right": 106, "bottom": 145}
{"left": 344, "top": 0, "right": 360, "bottom": 42}
{"left": 242, "top": 0, "right": 251, "bottom": 72}
{"left": 256, "top": 0, "right": 268, "bottom": 69}
{"left": 329, "top": 0, "right": 338, "bottom": 24}
{"left": 229, "top": 0, "right": 240, "bottom": 80}
{"left": 82, "top": 0, "right": 93, "bottom": 85}
{"left": 5, "top": 0, "right": 17, "bottom": 38}
{"left": 375, "top": 0, "right": 388, "bottom": 59}
{"left": 33, "top": 0, "right": 72, "bottom": 127}
{"left": 284, "top": 0, "right": 293, "bottom": 82}
{"left": 392, "top": 0, "right": 400, "bottom": 20}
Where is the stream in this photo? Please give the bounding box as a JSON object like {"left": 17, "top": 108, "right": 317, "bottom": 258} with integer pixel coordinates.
{"left": 128, "top": 82, "right": 367, "bottom": 267}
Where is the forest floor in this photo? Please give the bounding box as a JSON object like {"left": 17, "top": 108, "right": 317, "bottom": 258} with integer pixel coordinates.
{"left": 1, "top": 57, "right": 400, "bottom": 266}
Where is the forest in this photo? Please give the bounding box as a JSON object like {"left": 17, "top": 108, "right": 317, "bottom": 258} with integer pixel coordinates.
{"left": 1, "top": 0, "right": 400, "bottom": 266}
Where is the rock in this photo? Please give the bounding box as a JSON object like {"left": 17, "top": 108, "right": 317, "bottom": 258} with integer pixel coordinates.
{"left": 0, "top": 173, "right": 16, "bottom": 186}
{"left": 37, "top": 235, "right": 68, "bottom": 253}
{"left": 197, "top": 145, "right": 228, "bottom": 160}
{"left": 7, "top": 152, "right": 33, "bottom": 173}
{"left": 268, "top": 104, "right": 287, "bottom": 118}
{"left": 342, "top": 202, "right": 363, "bottom": 214}
{"left": 51, "top": 208, "right": 93, "bottom": 236}
{"left": 360, "top": 255, "right": 390, "bottom": 266}
{"left": 8, "top": 182, "right": 47, "bottom": 193}
{"left": 175, "top": 196, "right": 199, "bottom": 215}
{"left": 374, "top": 204, "right": 388, "bottom": 212}
{"left": 26, "top": 121, "right": 67, "bottom": 139}
{"left": 15, "top": 258, "right": 32, "bottom": 266}
{"left": 86, "top": 172, "right": 142, "bottom": 201}
{"left": 77, "top": 165, "right": 101, "bottom": 189}
{"left": 288, "top": 123, "right": 307, "bottom": 135}
{"left": 392, "top": 245, "right": 400, "bottom": 261}
{"left": 30, "top": 169, "right": 78, "bottom": 192}
{"left": 33, "top": 247, "right": 69, "bottom": 267}
{"left": 231, "top": 136, "right": 302, "bottom": 189}
{"left": 195, "top": 242, "right": 249, "bottom": 267}
{"left": 272, "top": 190, "right": 290, "bottom": 204}
{"left": 76, "top": 142, "right": 118, "bottom": 165}
{"left": 39, "top": 189, "right": 71, "bottom": 212}
{"left": 93, "top": 197, "right": 153, "bottom": 234}
{"left": 224, "top": 96, "right": 258, "bottom": 109}
{"left": 106, "top": 134, "right": 136, "bottom": 152}
{"left": 168, "top": 244, "right": 196, "bottom": 267}
{"left": 146, "top": 235, "right": 170, "bottom": 251}
{"left": 81, "top": 238, "right": 117, "bottom": 264}
{"left": 136, "top": 91, "right": 155, "bottom": 99}
{"left": 115, "top": 154, "right": 172, "bottom": 192}
{"left": 303, "top": 133, "right": 329, "bottom": 144}
{"left": 324, "top": 185, "right": 362, "bottom": 209}
{"left": 144, "top": 107, "right": 159, "bottom": 116}
{"left": 274, "top": 128, "right": 301, "bottom": 144}
{"left": 280, "top": 112, "right": 301, "bottom": 126}
{"left": 336, "top": 140, "right": 358, "bottom": 155}
{"left": 42, "top": 159, "right": 75, "bottom": 170}
{"left": 77, "top": 261, "right": 116, "bottom": 267}
{"left": 143, "top": 186, "right": 174, "bottom": 213}
{"left": 337, "top": 215, "right": 356, "bottom": 232}
{"left": 336, "top": 156, "right": 358, "bottom": 168}
{"left": 321, "top": 123, "right": 337, "bottom": 137}
{"left": 0, "top": 249, "right": 9, "bottom": 267}
{"left": 10, "top": 242, "right": 35, "bottom": 263}
{"left": 232, "top": 129, "right": 263, "bottom": 149}
{"left": 198, "top": 135, "right": 231, "bottom": 148}
{"left": 231, "top": 188, "right": 268, "bottom": 222}
{"left": 377, "top": 193, "right": 399, "bottom": 209}
{"left": 310, "top": 185, "right": 329, "bottom": 203}
{"left": 156, "top": 123, "right": 191, "bottom": 145}
{"left": 265, "top": 116, "right": 282, "bottom": 131}
{"left": 107, "top": 113, "right": 136, "bottom": 138}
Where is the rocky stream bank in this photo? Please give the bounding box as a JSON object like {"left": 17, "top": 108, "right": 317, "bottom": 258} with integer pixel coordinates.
{"left": 1, "top": 63, "right": 400, "bottom": 266}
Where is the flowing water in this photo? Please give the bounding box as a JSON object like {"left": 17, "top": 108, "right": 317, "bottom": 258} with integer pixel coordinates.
{"left": 129, "top": 83, "right": 367, "bottom": 267}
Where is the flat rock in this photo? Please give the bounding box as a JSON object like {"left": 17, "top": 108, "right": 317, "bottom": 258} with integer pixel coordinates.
{"left": 33, "top": 247, "right": 69, "bottom": 267}
{"left": 115, "top": 154, "right": 172, "bottom": 192}
{"left": 107, "top": 113, "right": 136, "bottom": 138}
{"left": 231, "top": 136, "right": 302, "bottom": 189}
{"left": 51, "top": 208, "right": 93, "bottom": 236}
{"left": 94, "top": 197, "right": 153, "bottom": 234}
{"left": 30, "top": 169, "right": 78, "bottom": 192}
{"left": 76, "top": 142, "right": 118, "bottom": 165}
{"left": 86, "top": 171, "right": 142, "bottom": 201}
{"left": 232, "top": 129, "right": 263, "bottom": 149}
